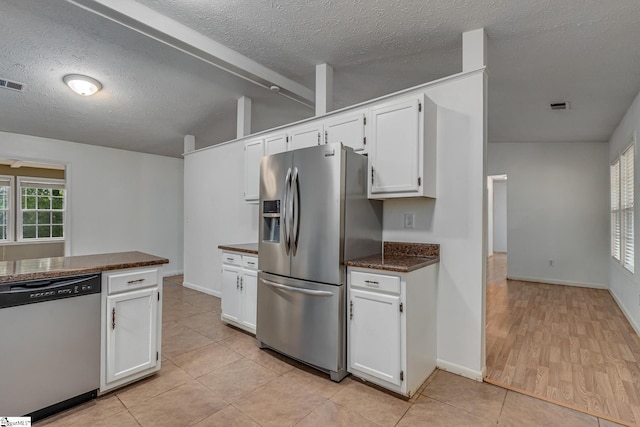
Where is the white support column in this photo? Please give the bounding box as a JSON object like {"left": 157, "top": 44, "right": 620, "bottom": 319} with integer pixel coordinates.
{"left": 184, "top": 134, "right": 195, "bottom": 153}
{"left": 462, "top": 28, "right": 487, "bottom": 72}
{"left": 315, "top": 63, "right": 333, "bottom": 116}
{"left": 237, "top": 96, "right": 252, "bottom": 138}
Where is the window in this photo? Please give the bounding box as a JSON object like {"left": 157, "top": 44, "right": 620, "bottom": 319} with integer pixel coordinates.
{"left": 18, "top": 178, "right": 65, "bottom": 241}
{"left": 611, "top": 143, "right": 634, "bottom": 273}
{"left": 0, "top": 176, "right": 14, "bottom": 242}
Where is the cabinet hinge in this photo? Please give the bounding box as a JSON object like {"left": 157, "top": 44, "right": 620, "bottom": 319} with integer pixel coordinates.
{"left": 399, "top": 302, "right": 404, "bottom": 313}
{"left": 363, "top": 115, "right": 367, "bottom": 125}
{"left": 371, "top": 167, "right": 375, "bottom": 185}
{"left": 400, "top": 370, "right": 404, "bottom": 381}
{"left": 363, "top": 136, "right": 367, "bottom": 145}
{"left": 156, "top": 351, "right": 159, "bottom": 361}
{"left": 418, "top": 102, "right": 422, "bottom": 112}
{"left": 325, "top": 130, "right": 328, "bottom": 144}
{"left": 418, "top": 177, "right": 421, "bottom": 186}
{"left": 350, "top": 300, "right": 353, "bottom": 320}
{"left": 286, "top": 136, "right": 289, "bottom": 143}
{"left": 317, "top": 132, "right": 321, "bottom": 145}
{"left": 157, "top": 293, "right": 160, "bottom": 301}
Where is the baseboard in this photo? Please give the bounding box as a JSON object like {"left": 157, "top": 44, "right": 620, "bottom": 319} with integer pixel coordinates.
{"left": 436, "top": 359, "right": 484, "bottom": 381}
{"left": 183, "top": 281, "right": 221, "bottom": 298}
{"left": 162, "top": 269, "right": 184, "bottom": 277}
{"left": 506, "top": 275, "right": 608, "bottom": 289}
{"left": 609, "top": 289, "right": 640, "bottom": 337}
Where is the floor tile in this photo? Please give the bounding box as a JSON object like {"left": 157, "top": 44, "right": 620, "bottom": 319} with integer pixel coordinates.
{"left": 182, "top": 312, "right": 242, "bottom": 342}
{"left": 128, "top": 380, "right": 227, "bottom": 426}
{"left": 183, "top": 293, "right": 221, "bottom": 312}
{"left": 172, "top": 342, "right": 244, "bottom": 378}
{"left": 197, "top": 358, "right": 279, "bottom": 403}
{"left": 282, "top": 366, "right": 350, "bottom": 399}
{"left": 498, "top": 390, "right": 599, "bottom": 426}
{"left": 194, "top": 405, "right": 260, "bottom": 426}
{"left": 233, "top": 376, "right": 327, "bottom": 427}
{"left": 115, "top": 360, "right": 192, "bottom": 408}
{"left": 422, "top": 370, "right": 506, "bottom": 421}
{"left": 220, "top": 332, "right": 297, "bottom": 375}
{"left": 296, "top": 400, "right": 381, "bottom": 427}
{"left": 162, "top": 326, "right": 214, "bottom": 359}
{"left": 598, "top": 418, "right": 628, "bottom": 426}
{"left": 36, "top": 395, "right": 126, "bottom": 426}
{"left": 397, "top": 395, "right": 496, "bottom": 427}
{"left": 330, "top": 379, "right": 411, "bottom": 426}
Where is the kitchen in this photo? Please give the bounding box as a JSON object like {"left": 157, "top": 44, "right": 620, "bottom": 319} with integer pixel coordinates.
{"left": 2, "top": 0, "right": 640, "bottom": 425}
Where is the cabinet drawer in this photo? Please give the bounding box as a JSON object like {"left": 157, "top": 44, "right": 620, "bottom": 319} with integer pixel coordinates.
{"left": 350, "top": 271, "right": 400, "bottom": 294}
{"left": 222, "top": 252, "right": 242, "bottom": 266}
{"left": 107, "top": 268, "right": 159, "bottom": 294}
{"left": 242, "top": 256, "right": 258, "bottom": 270}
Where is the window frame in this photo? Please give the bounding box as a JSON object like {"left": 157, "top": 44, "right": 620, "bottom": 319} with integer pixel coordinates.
{"left": 0, "top": 175, "right": 15, "bottom": 243}
{"left": 17, "top": 177, "right": 66, "bottom": 243}
{"left": 611, "top": 138, "right": 635, "bottom": 274}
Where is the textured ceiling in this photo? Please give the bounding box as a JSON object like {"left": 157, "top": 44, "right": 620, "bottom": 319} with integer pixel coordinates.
{"left": 1, "top": 0, "right": 639, "bottom": 157}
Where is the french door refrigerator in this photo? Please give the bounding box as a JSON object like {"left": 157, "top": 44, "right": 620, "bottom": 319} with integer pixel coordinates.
{"left": 257, "top": 142, "right": 382, "bottom": 381}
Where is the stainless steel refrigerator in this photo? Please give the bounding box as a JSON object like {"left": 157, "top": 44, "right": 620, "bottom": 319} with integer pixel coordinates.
{"left": 257, "top": 142, "right": 382, "bottom": 381}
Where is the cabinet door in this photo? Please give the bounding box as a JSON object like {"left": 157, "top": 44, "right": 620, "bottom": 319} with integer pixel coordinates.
{"left": 240, "top": 268, "right": 257, "bottom": 331}
{"left": 289, "top": 124, "right": 322, "bottom": 150}
{"left": 349, "top": 288, "right": 402, "bottom": 386}
{"left": 221, "top": 266, "right": 242, "bottom": 323}
{"left": 325, "top": 111, "right": 367, "bottom": 152}
{"left": 244, "top": 138, "right": 265, "bottom": 201}
{"left": 369, "top": 96, "right": 421, "bottom": 195}
{"left": 106, "top": 287, "right": 158, "bottom": 384}
{"left": 265, "top": 132, "right": 288, "bottom": 155}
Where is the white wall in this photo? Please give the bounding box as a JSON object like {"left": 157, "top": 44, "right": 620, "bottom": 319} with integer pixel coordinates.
{"left": 382, "top": 70, "right": 487, "bottom": 379}
{"left": 183, "top": 141, "right": 259, "bottom": 296}
{"left": 0, "top": 131, "right": 184, "bottom": 275}
{"left": 488, "top": 142, "right": 609, "bottom": 288}
{"left": 609, "top": 88, "right": 640, "bottom": 335}
{"left": 493, "top": 180, "right": 507, "bottom": 253}
{"left": 183, "top": 69, "right": 487, "bottom": 378}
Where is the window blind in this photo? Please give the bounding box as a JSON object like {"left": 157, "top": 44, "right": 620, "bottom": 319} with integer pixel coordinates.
{"left": 622, "top": 145, "right": 634, "bottom": 273}
{"left": 611, "top": 159, "right": 621, "bottom": 261}
{"left": 19, "top": 179, "right": 65, "bottom": 190}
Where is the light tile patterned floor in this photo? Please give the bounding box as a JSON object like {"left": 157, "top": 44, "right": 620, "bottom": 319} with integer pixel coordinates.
{"left": 37, "top": 274, "right": 622, "bottom": 426}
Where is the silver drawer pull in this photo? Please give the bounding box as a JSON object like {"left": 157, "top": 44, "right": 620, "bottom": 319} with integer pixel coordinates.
{"left": 127, "top": 278, "right": 146, "bottom": 284}
{"left": 364, "top": 280, "right": 379, "bottom": 286}
{"left": 247, "top": 261, "right": 255, "bottom": 265}
{"left": 226, "top": 258, "right": 234, "bottom": 262}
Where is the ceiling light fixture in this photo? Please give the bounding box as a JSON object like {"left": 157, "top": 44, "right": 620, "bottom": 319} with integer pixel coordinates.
{"left": 63, "top": 74, "right": 102, "bottom": 96}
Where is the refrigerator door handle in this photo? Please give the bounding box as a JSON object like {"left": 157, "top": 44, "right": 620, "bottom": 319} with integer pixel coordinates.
{"left": 260, "top": 278, "right": 334, "bottom": 297}
{"left": 291, "top": 167, "right": 300, "bottom": 256}
{"left": 283, "top": 168, "right": 292, "bottom": 255}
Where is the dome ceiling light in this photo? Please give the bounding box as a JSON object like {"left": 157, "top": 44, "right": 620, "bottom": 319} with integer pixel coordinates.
{"left": 63, "top": 74, "right": 102, "bottom": 96}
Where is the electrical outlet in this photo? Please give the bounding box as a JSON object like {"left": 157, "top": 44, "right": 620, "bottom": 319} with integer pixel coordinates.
{"left": 404, "top": 213, "right": 415, "bottom": 229}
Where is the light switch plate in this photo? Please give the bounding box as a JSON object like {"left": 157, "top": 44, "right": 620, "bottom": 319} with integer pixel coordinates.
{"left": 404, "top": 213, "right": 415, "bottom": 229}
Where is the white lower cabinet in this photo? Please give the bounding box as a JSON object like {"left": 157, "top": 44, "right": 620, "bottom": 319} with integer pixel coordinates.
{"left": 101, "top": 266, "right": 162, "bottom": 393}
{"left": 347, "top": 265, "right": 437, "bottom": 397}
{"left": 221, "top": 252, "right": 258, "bottom": 334}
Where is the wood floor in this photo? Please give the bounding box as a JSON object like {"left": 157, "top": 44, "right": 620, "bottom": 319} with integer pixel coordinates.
{"left": 486, "top": 254, "right": 640, "bottom": 426}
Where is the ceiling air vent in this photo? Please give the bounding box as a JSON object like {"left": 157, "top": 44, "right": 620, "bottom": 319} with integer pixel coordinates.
{"left": 0, "top": 78, "right": 25, "bottom": 92}
{"left": 550, "top": 102, "right": 569, "bottom": 110}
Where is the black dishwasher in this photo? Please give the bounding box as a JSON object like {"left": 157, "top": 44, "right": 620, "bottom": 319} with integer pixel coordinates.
{"left": 0, "top": 274, "right": 101, "bottom": 421}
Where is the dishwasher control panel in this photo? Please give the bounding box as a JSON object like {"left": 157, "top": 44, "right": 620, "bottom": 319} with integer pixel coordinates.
{"left": 0, "top": 274, "right": 101, "bottom": 309}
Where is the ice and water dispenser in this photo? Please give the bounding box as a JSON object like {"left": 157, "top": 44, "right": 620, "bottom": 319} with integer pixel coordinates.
{"left": 262, "top": 200, "right": 281, "bottom": 243}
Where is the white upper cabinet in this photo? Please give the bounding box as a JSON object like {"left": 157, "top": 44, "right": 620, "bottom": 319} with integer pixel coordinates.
{"left": 324, "top": 110, "right": 368, "bottom": 153}
{"left": 289, "top": 123, "right": 323, "bottom": 150}
{"left": 244, "top": 138, "right": 264, "bottom": 202}
{"left": 369, "top": 94, "right": 437, "bottom": 199}
{"left": 265, "top": 132, "right": 289, "bottom": 156}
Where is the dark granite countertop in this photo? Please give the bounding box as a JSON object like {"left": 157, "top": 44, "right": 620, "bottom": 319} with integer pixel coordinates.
{"left": 0, "top": 251, "right": 169, "bottom": 284}
{"left": 218, "top": 243, "right": 259, "bottom": 255}
{"left": 346, "top": 242, "right": 440, "bottom": 273}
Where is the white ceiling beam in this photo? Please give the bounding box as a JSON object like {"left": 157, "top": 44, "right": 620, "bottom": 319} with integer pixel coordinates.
{"left": 184, "top": 135, "right": 196, "bottom": 154}
{"left": 462, "top": 28, "right": 487, "bottom": 72}
{"left": 66, "top": 0, "right": 315, "bottom": 106}
{"left": 237, "top": 96, "right": 252, "bottom": 138}
{"left": 315, "top": 63, "right": 333, "bottom": 115}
